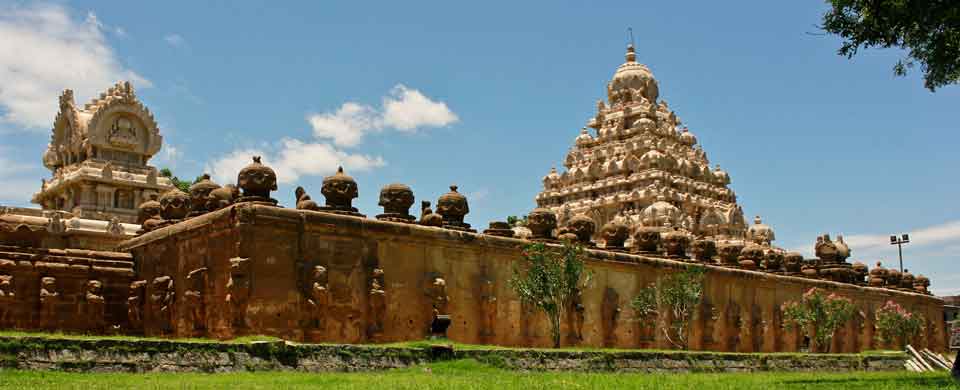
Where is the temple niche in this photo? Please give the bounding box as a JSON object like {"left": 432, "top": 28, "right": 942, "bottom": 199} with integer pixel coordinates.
{"left": 535, "top": 44, "right": 751, "bottom": 245}
{"left": 32, "top": 81, "right": 173, "bottom": 224}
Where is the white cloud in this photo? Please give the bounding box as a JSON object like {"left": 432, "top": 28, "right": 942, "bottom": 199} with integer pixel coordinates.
{"left": 205, "top": 139, "right": 385, "bottom": 185}
{"left": 382, "top": 84, "right": 458, "bottom": 131}
{"left": 0, "top": 4, "right": 150, "bottom": 131}
{"left": 153, "top": 144, "right": 183, "bottom": 169}
{"left": 307, "top": 102, "right": 379, "bottom": 147}
{"left": 164, "top": 33, "right": 184, "bottom": 47}
{"left": 307, "top": 84, "right": 457, "bottom": 146}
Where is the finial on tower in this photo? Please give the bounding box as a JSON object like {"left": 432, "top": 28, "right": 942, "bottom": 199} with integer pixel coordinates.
{"left": 625, "top": 27, "right": 636, "bottom": 63}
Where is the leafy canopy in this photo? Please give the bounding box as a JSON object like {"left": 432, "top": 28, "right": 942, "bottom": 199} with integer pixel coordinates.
{"left": 821, "top": 0, "right": 960, "bottom": 91}
{"left": 630, "top": 266, "right": 706, "bottom": 349}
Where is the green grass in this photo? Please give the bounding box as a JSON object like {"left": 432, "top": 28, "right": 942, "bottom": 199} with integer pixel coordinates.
{"left": 0, "top": 359, "right": 955, "bottom": 390}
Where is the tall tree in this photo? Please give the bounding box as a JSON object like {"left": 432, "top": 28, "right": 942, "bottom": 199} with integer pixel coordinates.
{"left": 821, "top": 1, "right": 960, "bottom": 91}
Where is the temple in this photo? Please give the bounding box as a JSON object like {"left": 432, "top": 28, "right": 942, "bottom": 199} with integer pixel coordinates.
{"left": 32, "top": 81, "right": 173, "bottom": 224}
{"left": 536, "top": 44, "right": 748, "bottom": 243}
{"left": 0, "top": 46, "right": 948, "bottom": 354}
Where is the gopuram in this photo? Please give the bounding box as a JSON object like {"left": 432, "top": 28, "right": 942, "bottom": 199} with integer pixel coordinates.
{"left": 0, "top": 46, "right": 947, "bottom": 354}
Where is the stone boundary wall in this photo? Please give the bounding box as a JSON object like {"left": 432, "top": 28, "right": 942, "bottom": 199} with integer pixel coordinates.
{"left": 0, "top": 337, "right": 907, "bottom": 374}
{"left": 118, "top": 204, "right": 946, "bottom": 353}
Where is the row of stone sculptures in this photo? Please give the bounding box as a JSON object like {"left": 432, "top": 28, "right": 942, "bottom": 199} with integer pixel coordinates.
{"left": 513, "top": 208, "right": 932, "bottom": 294}
{"left": 137, "top": 157, "right": 479, "bottom": 235}
{"left": 0, "top": 275, "right": 106, "bottom": 330}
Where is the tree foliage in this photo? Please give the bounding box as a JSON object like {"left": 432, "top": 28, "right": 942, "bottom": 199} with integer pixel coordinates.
{"left": 630, "top": 266, "right": 706, "bottom": 350}
{"left": 509, "top": 242, "right": 591, "bottom": 348}
{"left": 874, "top": 300, "right": 925, "bottom": 348}
{"left": 159, "top": 167, "right": 199, "bottom": 193}
{"left": 781, "top": 287, "right": 857, "bottom": 353}
{"left": 821, "top": 0, "right": 960, "bottom": 91}
{"left": 507, "top": 215, "right": 528, "bottom": 227}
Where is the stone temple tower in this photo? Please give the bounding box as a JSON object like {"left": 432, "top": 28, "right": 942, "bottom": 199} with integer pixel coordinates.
{"left": 31, "top": 81, "right": 173, "bottom": 223}
{"left": 535, "top": 44, "right": 748, "bottom": 241}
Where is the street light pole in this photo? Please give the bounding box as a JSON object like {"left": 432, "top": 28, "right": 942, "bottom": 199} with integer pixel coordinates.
{"left": 889, "top": 233, "right": 910, "bottom": 273}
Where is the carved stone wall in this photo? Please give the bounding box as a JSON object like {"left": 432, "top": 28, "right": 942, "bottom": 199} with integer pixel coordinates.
{"left": 0, "top": 245, "right": 133, "bottom": 331}
{"left": 117, "top": 204, "right": 947, "bottom": 352}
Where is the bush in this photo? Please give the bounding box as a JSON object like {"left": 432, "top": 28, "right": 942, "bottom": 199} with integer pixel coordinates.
{"left": 874, "top": 300, "right": 924, "bottom": 349}
{"left": 781, "top": 287, "right": 856, "bottom": 353}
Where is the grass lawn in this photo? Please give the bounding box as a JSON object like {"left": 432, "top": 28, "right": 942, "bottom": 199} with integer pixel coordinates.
{"left": 0, "top": 359, "right": 957, "bottom": 390}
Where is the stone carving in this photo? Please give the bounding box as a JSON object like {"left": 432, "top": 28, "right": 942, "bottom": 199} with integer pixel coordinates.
{"left": 127, "top": 280, "right": 146, "bottom": 331}
{"left": 303, "top": 265, "right": 329, "bottom": 330}
{"left": 376, "top": 183, "right": 416, "bottom": 223}
{"left": 315, "top": 167, "right": 362, "bottom": 216}
{"left": 599, "top": 219, "right": 629, "bottom": 251}
{"left": 602, "top": 287, "right": 621, "bottom": 347}
{"left": 814, "top": 234, "right": 839, "bottom": 263}
{"left": 816, "top": 234, "right": 853, "bottom": 282}
{"left": 868, "top": 262, "right": 887, "bottom": 287}
{"left": 206, "top": 185, "right": 238, "bottom": 212}
{"left": 185, "top": 267, "right": 208, "bottom": 332}
{"left": 851, "top": 262, "right": 868, "bottom": 285}
{"left": 294, "top": 186, "right": 320, "bottom": 211}
{"left": 426, "top": 277, "right": 451, "bottom": 337}
{"left": 561, "top": 214, "right": 596, "bottom": 245}
{"left": 632, "top": 226, "right": 662, "bottom": 254}
{"left": 227, "top": 257, "right": 251, "bottom": 330}
{"left": 884, "top": 268, "right": 901, "bottom": 289}
{"left": 82, "top": 280, "right": 106, "bottom": 332}
{"left": 745, "top": 216, "right": 775, "bottom": 246}
{"left": 899, "top": 269, "right": 915, "bottom": 291}
{"left": 137, "top": 196, "right": 163, "bottom": 234}
{"left": 913, "top": 274, "right": 930, "bottom": 294}
{"left": 39, "top": 276, "right": 59, "bottom": 329}
{"left": 158, "top": 187, "right": 190, "bottom": 226}
{"left": 690, "top": 238, "right": 717, "bottom": 263}
{"left": 716, "top": 242, "right": 744, "bottom": 267}
{"left": 236, "top": 156, "right": 278, "bottom": 205}
{"left": 0, "top": 275, "right": 15, "bottom": 325}
{"left": 783, "top": 252, "right": 803, "bottom": 276}
{"left": 47, "top": 212, "right": 66, "bottom": 233}
{"left": 418, "top": 201, "right": 443, "bottom": 227}
{"left": 150, "top": 276, "right": 175, "bottom": 334}
{"left": 569, "top": 290, "right": 586, "bottom": 343}
{"left": 801, "top": 259, "right": 820, "bottom": 279}
{"left": 109, "top": 117, "right": 139, "bottom": 149}
{"left": 527, "top": 208, "right": 558, "bottom": 240}
{"left": 107, "top": 216, "right": 124, "bottom": 236}
{"left": 482, "top": 221, "right": 515, "bottom": 237}
{"left": 187, "top": 174, "right": 221, "bottom": 218}
{"left": 763, "top": 250, "right": 784, "bottom": 273}
{"left": 660, "top": 226, "right": 689, "bottom": 259}
{"left": 436, "top": 185, "right": 474, "bottom": 232}
{"left": 738, "top": 243, "right": 764, "bottom": 270}
{"left": 480, "top": 279, "right": 497, "bottom": 337}
{"left": 368, "top": 268, "right": 386, "bottom": 338}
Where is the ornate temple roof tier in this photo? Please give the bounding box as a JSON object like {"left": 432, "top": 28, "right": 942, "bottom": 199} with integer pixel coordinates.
{"left": 536, "top": 45, "right": 751, "bottom": 241}
{"left": 32, "top": 81, "right": 174, "bottom": 224}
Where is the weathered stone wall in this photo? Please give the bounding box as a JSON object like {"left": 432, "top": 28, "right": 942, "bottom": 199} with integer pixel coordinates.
{"left": 0, "top": 245, "right": 134, "bottom": 332}
{"left": 0, "top": 336, "right": 908, "bottom": 373}
{"left": 118, "top": 204, "right": 947, "bottom": 352}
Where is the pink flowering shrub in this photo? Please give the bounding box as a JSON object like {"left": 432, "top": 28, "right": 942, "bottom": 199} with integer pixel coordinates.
{"left": 875, "top": 300, "right": 925, "bottom": 348}
{"left": 781, "top": 287, "right": 857, "bottom": 353}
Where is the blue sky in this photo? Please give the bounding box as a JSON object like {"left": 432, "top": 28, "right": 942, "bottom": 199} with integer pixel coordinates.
{"left": 1, "top": 1, "right": 957, "bottom": 295}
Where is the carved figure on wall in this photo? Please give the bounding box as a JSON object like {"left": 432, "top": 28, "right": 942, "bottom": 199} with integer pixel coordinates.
{"left": 527, "top": 208, "right": 558, "bottom": 240}
{"left": 716, "top": 242, "right": 743, "bottom": 267}
{"left": 127, "top": 280, "right": 146, "bottom": 331}
{"left": 376, "top": 183, "right": 416, "bottom": 223}
{"left": 690, "top": 238, "right": 716, "bottom": 263}
{"left": 137, "top": 196, "right": 163, "bottom": 234}
{"left": 368, "top": 268, "right": 386, "bottom": 338}
{"left": 0, "top": 275, "right": 15, "bottom": 326}
{"left": 632, "top": 226, "right": 661, "bottom": 254}
{"left": 763, "top": 250, "right": 784, "bottom": 273}
{"left": 482, "top": 221, "right": 515, "bottom": 238}
{"left": 599, "top": 220, "right": 629, "bottom": 251}
{"left": 294, "top": 186, "right": 320, "bottom": 211}
{"left": 426, "top": 277, "right": 451, "bottom": 337}
{"left": 150, "top": 276, "right": 175, "bottom": 334}
{"left": 814, "top": 234, "right": 839, "bottom": 263}
{"left": 782, "top": 252, "right": 803, "bottom": 276}
{"left": 562, "top": 214, "right": 596, "bottom": 245}
{"left": 187, "top": 174, "right": 220, "bottom": 218}
{"left": 868, "top": 262, "right": 887, "bottom": 287}
{"left": 318, "top": 167, "right": 363, "bottom": 217}
{"left": 419, "top": 201, "right": 443, "bottom": 227}
{"left": 236, "top": 156, "right": 278, "bottom": 205}
{"left": 227, "top": 257, "right": 251, "bottom": 330}
{"left": 206, "top": 185, "right": 237, "bottom": 212}
{"left": 82, "top": 280, "right": 106, "bottom": 332}
{"left": 304, "top": 265, "right": 330, "bottom": 330}
{"left": 480, "top": 279, "right": 497, "bottom": 337}
{"left": 660, "top": 226, "right": 689, "bottom": 259}
{"left": 567, "top": 290, "right": 586, "bottom": 343}
{"left": 602, "top": 288, "right": 621, "bottom": 347}
{"left": 436, "top": 185, "right": 474, "bottom": 232}
{"left": 39, "top": 276, "right": 59, "bottom": 329}
{"left": 157, "top": 187, "right": 190, "bottom": 228}
{"left": 738, "top": 243, "right": 764, "bottom": 270}
{"left": 109, "top": 117, "right": 139, "bottom": 149}
{"left": 185, "top": 267, "right": 208, "bottom": 332}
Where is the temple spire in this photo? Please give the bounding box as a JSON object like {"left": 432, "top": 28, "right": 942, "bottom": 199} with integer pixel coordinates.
{"left": 625, "top": 27, "right": 636, "bottom": 63}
